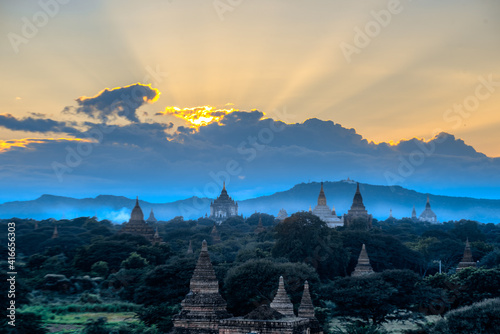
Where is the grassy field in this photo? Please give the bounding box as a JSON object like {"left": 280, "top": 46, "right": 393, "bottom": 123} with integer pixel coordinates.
{"left": 20, "top": 303, "right": 140, "bottom": 333}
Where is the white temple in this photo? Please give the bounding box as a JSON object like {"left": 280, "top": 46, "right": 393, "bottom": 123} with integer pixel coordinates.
{"left": 311, "top": 182, "right": 343, "bottom": 228}
{"left": 419, "top": 195, "right": 438, "bottom": 223}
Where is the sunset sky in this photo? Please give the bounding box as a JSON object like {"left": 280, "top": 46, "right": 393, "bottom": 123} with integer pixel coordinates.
{"left": 0, "top": 0, "right": 499, "bottom": 203}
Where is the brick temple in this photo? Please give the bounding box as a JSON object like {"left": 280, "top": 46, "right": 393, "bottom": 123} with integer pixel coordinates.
{"left": 173, "top": 240, "right": 322, "bottom": 334}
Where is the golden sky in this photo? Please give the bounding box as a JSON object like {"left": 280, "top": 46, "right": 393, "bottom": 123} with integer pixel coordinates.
{"left": 1, "top": 0, "right": 500, "bottom": 156}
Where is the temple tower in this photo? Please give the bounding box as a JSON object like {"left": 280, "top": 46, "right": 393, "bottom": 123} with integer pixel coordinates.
{"left": 173, "top": 240, "right": 231, "bottom": 334}
{"left": 344, "top": 183, "right": 372, "bottom": 229}
{"left": 270, "top": 276, "right": 295, "bottom": 317}
{"left": 187, "top": 240, "right": 193, "bottom": 254}
{"left": 351, "top": 244, "right": 374, "bottom": 277}
{"left": 411, "top": 205, "right": 417, "bottom": 221}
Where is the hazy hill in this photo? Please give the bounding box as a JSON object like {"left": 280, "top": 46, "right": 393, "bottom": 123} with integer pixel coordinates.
{"left": 1, "top": 181, "right": 499, "bottom": 223}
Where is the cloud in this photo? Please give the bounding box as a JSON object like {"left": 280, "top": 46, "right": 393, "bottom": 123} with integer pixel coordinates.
{"left": 0, "top": 114, "right": 80, "bottom": 134}
{"left": 72, "top": 83, "right": 160, "bottom": 123}
{"left": 0, "top": 108, "right": 499, "bottom": 205}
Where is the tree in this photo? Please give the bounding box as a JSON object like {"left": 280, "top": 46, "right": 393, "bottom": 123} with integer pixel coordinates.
{"left": 224, "top": 259, "right": 319, "bottom": 315}
{"left": 273, "top": 212, "right": 349, "bottom": 279}
{"left": 321, "top": 270, "right": 440, "bottom": 326}
{"left": 91, "top": 261, "right": 109, "bottom": 277}
{"left": 121, "top": 252, "right": 149, "bottom": 269}
{"left": 431, "top": 298, "right": 500, "bottom": 334}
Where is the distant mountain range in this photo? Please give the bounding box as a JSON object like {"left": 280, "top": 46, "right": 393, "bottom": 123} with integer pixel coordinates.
{"left": 1, "top": 180, "right": 499, "bottom": 223}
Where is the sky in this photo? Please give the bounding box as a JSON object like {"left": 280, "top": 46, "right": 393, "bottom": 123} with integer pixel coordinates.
{"left": 0, "top": 0, "right": 499, "bottom": 203}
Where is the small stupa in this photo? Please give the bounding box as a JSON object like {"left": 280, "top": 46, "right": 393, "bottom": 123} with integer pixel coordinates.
{"left": 351, "top": 244, "right": 374, "bottom": 276}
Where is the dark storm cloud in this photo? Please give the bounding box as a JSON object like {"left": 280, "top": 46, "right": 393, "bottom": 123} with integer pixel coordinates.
{"left": 72, "top": 83, "right": 160, "bottom": 123}
{"left": 0, "top": 114, "right": 80, "bottom": 134}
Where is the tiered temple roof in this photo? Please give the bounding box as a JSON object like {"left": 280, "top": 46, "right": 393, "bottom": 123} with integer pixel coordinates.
{"left": 312, "top": 182, "right": 342, "bottom": 228}
{"left": 344, "top": 183, "right": 372, "bottom": 229}
{"left": 419, "top": 196, "right": 438, "bottom": 223}
{"left": 457, "top": 238, "right": 476, "bottom": 272}
{"left": 351, "top": 244, "right": 374, "bottom": 277}
{"left": 298, "top": 281, "right": 314, "bottom": 318}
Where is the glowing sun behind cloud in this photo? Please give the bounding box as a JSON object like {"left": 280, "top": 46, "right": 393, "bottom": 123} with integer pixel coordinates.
{"left": 158, "top": 105, "right": 239, "bottom": 128}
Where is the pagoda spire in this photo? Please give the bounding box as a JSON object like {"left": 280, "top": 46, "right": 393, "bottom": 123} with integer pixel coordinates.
{"left": 254, "top": 215, "right": 265, "bottom": 234}
{"left": 52, "top": 225, "right": 59, "bottom": 239}
{"left": 351, "top": 244, "right": 374, "bottom": 276}
{"left": 187, "top": 240, "right": 193, "bottom": 254}
{"left": 270, "top": 276, "right": 295, "bottom": 317}
{"left": 317, "top": 182, "right": 326, "bottom": 205}
{"left": 298, "top": 280, "right": 315, "bottom": 318}
{"left": 223, "top": 181, "right": 226, "bottom": 191}
{"left": 136, "top": 196, "right": 139, "bottom": 206}
{"left": 457, "top": 238, "right": 476, "bottom": 271}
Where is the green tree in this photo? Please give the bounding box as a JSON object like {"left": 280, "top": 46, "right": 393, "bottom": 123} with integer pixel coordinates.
{"left": 321, "top": 270, "right": 439, "bottom": 326}
{"left": 431, "top": 298, "right": 500, "bottom": 334}
{"left": 273, "top": 212, "right": 349, "bottom": 279}
{"left": 224, "top": 259, "right": 319, "bottom": 315}
{"left": 121, "top": 252, "right": 149, "bottom": 269}
{"left": 91, "top": 261, "right": 109, "bottom": 277}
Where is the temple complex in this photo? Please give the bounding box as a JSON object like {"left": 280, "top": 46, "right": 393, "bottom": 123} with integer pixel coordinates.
{"left": 343, "top": 183, "right": 372, "bottom": 229}
{"left": 146, "top": 209, "right": 157, "bottom": 224}
{"left": 174, "top": 241, "right": 322, "bottom": 334}
{"left": 456, "top": 238, "right": 476, "bottom": 272}
{"left": 419, "top": 196, "right": 438, "bottom": 223}
{"left": 311, "top": 182, "right": 342, "bottom": 228}
{"left": 351, "top": 244, "right": 374, "bottom": 277}
{"left": 210, "top": 182, "right": 238, "bottom": 224}
{"left": 120, "top": 197, "right": 160, "bottom": 243}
